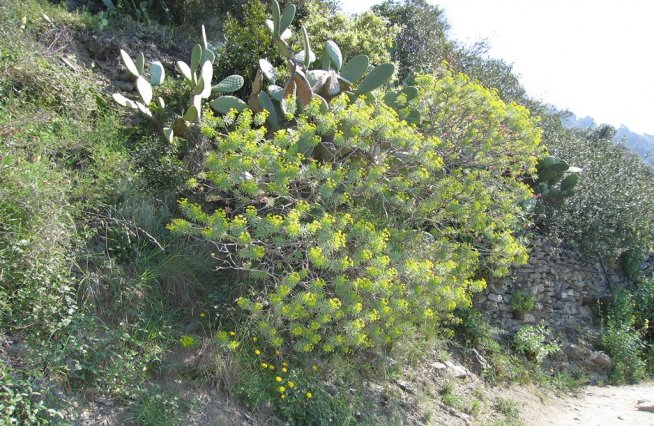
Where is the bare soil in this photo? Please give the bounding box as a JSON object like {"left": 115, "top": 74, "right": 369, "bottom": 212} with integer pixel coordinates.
{"left": 526, "top": 383, "right": 654, "bottom": 426}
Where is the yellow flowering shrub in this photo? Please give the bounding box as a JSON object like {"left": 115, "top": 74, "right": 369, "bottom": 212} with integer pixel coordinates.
{"left": 169, "top": 71, "right": 541, "bottom": 355}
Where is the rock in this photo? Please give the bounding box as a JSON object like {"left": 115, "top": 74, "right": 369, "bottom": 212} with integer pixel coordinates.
{"left": 444, "top": 361, "right": 470, "bottom": 378}
{"left": 95, "top": 397, "right": 114, "bottom": 406}
{"left": 590, "top": 351, "right": 612, "bottom": 369}
{"left": 7, "top": 341, "right": 27, "bottom": 355}
{"left": 471, "top": 348, "right": 490, "bottom": 371}
{"left": 564, "top": 344, "right": 587, "bottom": 360}
{"left": 524, "top": 314, "right": 536, "bottom": 323}
{"left": 431, "top": 361, "right": 447, "bottom": 370}
{"left": 488, "top": 293, "right": 503, "bottom": 302}
{"left": 395, "top": 379, "right": 415, "bottom": 394}
{"left": 184, "top": 322, "right": 200, "bottom": 333}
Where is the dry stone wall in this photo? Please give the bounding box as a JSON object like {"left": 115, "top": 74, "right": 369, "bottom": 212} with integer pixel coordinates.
{"left": 474, "top": 235, "right": 630, "bottom": 331}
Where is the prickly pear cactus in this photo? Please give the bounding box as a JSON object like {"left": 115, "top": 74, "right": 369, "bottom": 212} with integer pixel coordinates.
{"left": 222, "top": 0, "right": 397, "bottom": 129}
{"left": 113, "top": 26, "right": 243, "bottom": 142}
{"left": 531, "top": 156, "right": 582, "bottom": 206}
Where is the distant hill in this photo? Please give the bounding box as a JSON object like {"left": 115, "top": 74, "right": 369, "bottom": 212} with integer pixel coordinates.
{"left": 563, "top": 114, "right": 654, "bottom": 166}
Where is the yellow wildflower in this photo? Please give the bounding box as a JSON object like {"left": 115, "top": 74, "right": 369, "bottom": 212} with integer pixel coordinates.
{"left": 306, "top": 392, "right": 313, "bottom": 399}
{"left": 252, "top": 336, "right": 258, "bottom": 342}
{"left": 261, "top": 362, "right": 268, "bottom": 369}
{"left": 275, "top": 376, "right": 282, "bottom": 382}
{"left": 199, "top": 312, "right": 206, "bottom": 318}
{"left": 282, "top": 367, "right": 288, "bottom": 373}
{"left": 288, "top": 381, "right": 295, "bottom": 388}
{"left": 278, "top": 386, "right": 286, "bottom": 393}
{"left": 254, "top": 349, "right": 261, "bottom": 355}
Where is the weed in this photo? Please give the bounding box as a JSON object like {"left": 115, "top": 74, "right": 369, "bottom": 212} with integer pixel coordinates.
{"left": 127, "top": 385, "right": 183, "bottom": 426}
{"left": 600, "top": 291, "right": 647, "bottom": 384}
{"left": 495, "top": 397, "right": 521, "bottom": 423}
{"left": 513, "top": 325, "right": 560, "bottom": 364}
{"left": 0, "top": 364, "right": 65, "bottom": 424}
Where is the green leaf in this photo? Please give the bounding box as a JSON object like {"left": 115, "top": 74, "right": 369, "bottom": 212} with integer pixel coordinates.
{"left": 355, "top": 63, "right": 395, "bottom": 94}
{"left": 201, "top": 24, "right": 208, "bottom": 50}
{"left": 120, "top": 49, "right": 139, "bottom": 77}
{"left": 102, "top": 0, "right": 115, "bottom": 11}
{"left": 340, "top": 55, "right": 369, "bottom": 83}
{"left": 314, "top": 94, "right": 329, "bottom": 113}
{"left": 301, "top": 25, "right": 311, "bottom": 68}
{"left": 176, "top": 61, "right": 193, "bottom": 82}
{"left": 258, "top": 91, "right": 278, "bottom": 128}
{"left": 405, "top": 108, "right": 421, "bottom": 124}
{"left": 382, "top": 91, "right": 398, "bottom": 106}
{"left": 552, "top": 160, "right": 570, "bottom": 172}
{"left": 163, "top": 127, "right": 173, "bottom": 143}
{"left": 135, "top": 101, "right": 152, "bottom": 118}
{"left": 560, "top": 173, "right": 579, "bottom": 192}
{"left": 271, "top": 0, "right": 281, "bottom": 36}
{"left": 540, "top": 156, "right": 557, "bottom": 168}
{"left": 199, "top": 61, "right": 213, "bottom": 98}
{"left": 150, "top": 61, "right": 165, "bottom": 86}
{"left": 400, "top": 86, "right": 419, "bottom": 101}
{"left": 191, "top": 44, "right": 202, "bottom": 73}
{"left": 268, "top": 84, "right": 284, "bottom": 101}
{"left": 294, "top": 50, "right": 316, "bottom": 66}
{"left": 259, "top": 59, "right": 277, "bottom": 83}
{"left": 212, "top": 75, "right": 244, "bottom": 93}
{"left": 200, "top": 49, "right": 215, "bottom": 66}
{"left": 211, "top": 96, "right": 248, "bottom": 114}
{"left": 112, "top": 93, "right": 137, "bottom": 109}
{"left": 182, "top": 105, "right": 198, "bottom": 122}
{"left": 135, "top": 52, "right": 145, "bottom": 75}
{"left": 136, "top": 76, "right": 152, "bottom": 105}
{"left": 279, "top": 3, "right": 296, "bottom": 33}
{"left": 192, "top": 77, "right": 205, "bottom": 97}
{"left": 325, "top": 40, "right": 343, "bottom": 72}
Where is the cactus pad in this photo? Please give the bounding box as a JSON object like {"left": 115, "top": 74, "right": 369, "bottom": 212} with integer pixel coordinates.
{"left": 211, "top": 96, "right": 248, "bottom": 114}
{"left": 340, "top": 55, "right": 369, "bottom": 83}
{"left": 355, "top": 63, "right": 395, "bottom": 94}
{"left": 212, "top": 75, "right": 245, "bottom": 93}
{"left": 150, "top": 61, "right": 165, "bottom": 86}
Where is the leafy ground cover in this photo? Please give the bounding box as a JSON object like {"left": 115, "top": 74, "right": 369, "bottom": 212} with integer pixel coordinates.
{"left": 1, "top": 0, "right": 653, "bottom": 424}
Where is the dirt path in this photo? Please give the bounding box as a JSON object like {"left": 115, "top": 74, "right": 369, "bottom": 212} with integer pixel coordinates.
{"left": 530, "top": 383, "right": 654, "bottom": 426}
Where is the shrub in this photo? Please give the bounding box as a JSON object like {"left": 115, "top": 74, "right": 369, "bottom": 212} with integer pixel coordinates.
{"left": 218, "top": 0, "right": 279, "bottom": 97}
{"left": 373, "top": 0, "right": 454, "bottom": 82}
{"left": 633, "top": 274, "right": 654, "bottom": 343}
{"left": 170, "top": 63, "right": 541, "bottom": 358}
{"left": 511, "top": 289, "right": 535, "bottom": 315}
{"left": 513, "top": 325, "right": 560, "bottom": 363}
{"left": 600, "top": 290, "right": 647, "bottom": 383}
{"left": 411, "top": 71, "right": 544, "bottom": 277}
{"left": 300, "top": 1, "right": 396, "bottom": 66}
{"left": 450, "top": 308, "right": 491, "bottom": 347}
{"left": 0, "top": 365, "right": 64, "bottom": 424}
{"left": 538, "top": 114, "right": 654, "bottom": 260}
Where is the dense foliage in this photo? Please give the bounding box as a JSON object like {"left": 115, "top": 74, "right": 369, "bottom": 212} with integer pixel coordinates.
{"left": 169, "top": 67, "right": 541, "bottom": 355}
{"left": 539, "top": 114, "right": 654, "bottom": 260}
{"left": 3, "top": 0, "right": 654, "bottom": 423}
{"left": 373, "top": 0, "right": 453, "bottom": 82}
{"left": 300, "top": 1, "right": 396, "bottom": 66}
